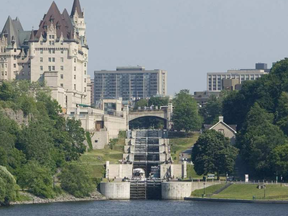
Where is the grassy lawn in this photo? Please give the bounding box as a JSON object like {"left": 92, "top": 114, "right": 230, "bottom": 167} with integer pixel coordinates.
{"left": 192, "top": 184, "right": 226, "bottom": 197}
{"left": 186, "top": 164, "right": 203, "bottom": 179}
{"left": 213, "top": 184, "right": 288, "bottom": 200}
{"left": 170, "top": 133, "right": 199, "bottom": 163}
{"left": 77, "top": 132, "right": 126, "bottom": 179}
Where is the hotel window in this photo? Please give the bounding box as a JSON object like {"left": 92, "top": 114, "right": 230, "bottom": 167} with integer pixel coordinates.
{"left": 14, "top": 64, "right": 16, "bottom": 68}
{"left": 5, "top": 71, "right": 7, "bottom": 75}
{"left": 60, "top": 83, "right": 63, "bottom": 87}
{"left": 61, "top": 66, "right": 64, "bottom": 70}
{"left": 84, "top": 63, "right": 87, "bottom": 67}
{"left": 61, "top": 57, "right": 64, "bottom": 62}
{"left": 84, "top": 70, "right": 86, "bottom": 75}
{"left": 40, "top": 57, "right": 43, "bottom": 62}
{"left": 74, "top": 67, "right": 76, "bottom": 71}
{"left": 40, "top": 49, "right": 43, "bottom": 54}
{"left": 52, "top": 66, "right": 55, "bottom": 71}
{"left": 52, "top": 58, "right": 55, "bottom": 62}
{"left": 40, "top": 66, "right": 43, "bottom": 71}
{"left": 74, "top": 84, "right": 76, "bottom": 90}
{"left": 61, "top": 74, "right": 64, "bottom": 79}
{"left": 84, "top": 87, "right": 86, "bottom": 92}
{"left": 84, "top": 78, "right": 86, "bottom": 83}
{"left": 49, "top": 58, "right": 51, "bottom": 62}
{"left": 74, "top": 75, "right": 76, "bottom": 79}
{"left": 49, "top": 66, "right": 51, "bottom": 71}
{"left": 61, "top": 50, "right": 64, "bottom": 54}
{"left": 74, "top": 58, "right": 76, "bottom": 63}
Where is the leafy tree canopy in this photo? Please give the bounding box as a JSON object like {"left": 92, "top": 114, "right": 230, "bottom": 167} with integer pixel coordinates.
{"left": 192, "top": 130, "right": 238, "bottom": 178}
{"left": 60, "top": 163, "right": 95, "bottom": 198}
{"left": 172, "top": 89, "right": 202, "bottom": 132}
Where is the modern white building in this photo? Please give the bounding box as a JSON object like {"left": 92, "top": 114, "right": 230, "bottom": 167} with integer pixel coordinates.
{"left": 207, "top": 63, "right": 269, "bottom": 92}
{"left": 0, "top": 0, "right": 90, "bottom": 113}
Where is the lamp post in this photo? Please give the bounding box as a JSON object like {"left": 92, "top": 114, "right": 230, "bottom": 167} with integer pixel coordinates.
{"left": 203, "top": 182, "right": 206, "bottom": 197}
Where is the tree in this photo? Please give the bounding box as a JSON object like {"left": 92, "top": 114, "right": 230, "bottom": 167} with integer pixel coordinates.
{"left": 200, "top": 95, "right": 222, "bottom": 125}
{"left": 237, "top": 103, "right": 286, "bottom": 178}
{"left": 192, "top": 130, "right": 238, "bottom": 179}
{"left": 17, "top": 122, "right": 54, "bottom": 167}
{"left": 65, "top": 118, "right": 86, "bottom": 160}
{"left": 60, "top": 164, "right": 95, "bottom": 198}
{"left": 172, "top": 90, "right": 202, "bottom": 132}
{"left": 0, "top": 166, "right": 17, "bottom": 206}
{"left": 148, "top": 96, "right": 169, "bottom": 107}
{"left": 270, "top": 144, "right": 288, "bottom": 179}
{"left": 17, "top": 161, "right": 54, "bottom": 198}
{"left": 275, "top": 92, "right": 288, "bottom": 135}
{"left": 134, "top": 99, "right": 148, "bottom": 110}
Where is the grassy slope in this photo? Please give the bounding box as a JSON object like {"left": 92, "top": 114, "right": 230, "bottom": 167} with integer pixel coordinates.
{"left": 192, "top": 184, "right": 226, "bottom": 197}
{"left": 77, "top": 133, "right": 126, "bottom": 179}
{"left": 170, "top": 133, "right": 199, "bottom": 163}
{"left": 186, "top": 164, "right": 204, "bottom": 179}
{"left": 213, "top": 184, "right": 288, "bottom": 200}
{"left": 192, "top": 184, "right": 288, "bottom": 200}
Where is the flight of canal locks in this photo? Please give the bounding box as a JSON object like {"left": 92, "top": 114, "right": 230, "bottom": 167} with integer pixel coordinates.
{"left": 100, "top": 129, "right": 219, "bottom": 200}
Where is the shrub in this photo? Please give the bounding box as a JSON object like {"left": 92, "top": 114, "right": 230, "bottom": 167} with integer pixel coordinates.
{"left": 17, "top": 161, "right": 54, "bottom": 198}
{"left": 60, "top": 164, "right": 95, "bottom": 198}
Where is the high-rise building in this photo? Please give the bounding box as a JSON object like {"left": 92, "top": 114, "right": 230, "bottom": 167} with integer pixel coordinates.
{"left": 0, "top": 0, "right": 90, "bottom": 113}
{"left": 94, "top": 66, "right": 167, "bottom": 102}
{"left": 207, "top": 63, "right": 269, "bottom": 92}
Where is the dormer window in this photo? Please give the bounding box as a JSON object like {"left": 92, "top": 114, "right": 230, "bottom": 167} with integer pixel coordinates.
{"left": 56, "top": 22, "right": 61, "bottom": 29}
{"left": 49, "top": 16, "right": 54, "bottom": 23}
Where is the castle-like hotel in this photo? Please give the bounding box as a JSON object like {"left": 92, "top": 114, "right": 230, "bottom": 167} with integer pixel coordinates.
{"left": 0, "top": 0, "right": 90, "bottom": 113}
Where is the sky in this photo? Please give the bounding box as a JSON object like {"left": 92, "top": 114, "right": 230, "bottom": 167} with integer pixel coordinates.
{"left": 1, "top": 0, "right": 288, "bottom": 95}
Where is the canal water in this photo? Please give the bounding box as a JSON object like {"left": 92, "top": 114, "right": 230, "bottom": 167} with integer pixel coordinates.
{"left": 1, "top": 200, "right": 288, "bottom": 216}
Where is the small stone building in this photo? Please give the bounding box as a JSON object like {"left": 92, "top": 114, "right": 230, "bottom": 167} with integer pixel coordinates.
{"left": 204, "top": 116, "right": 237, "bottom": 144}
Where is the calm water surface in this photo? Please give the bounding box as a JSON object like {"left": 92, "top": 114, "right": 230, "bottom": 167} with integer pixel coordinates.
{"left": 1, "top": 200, "right": 288, "bottom": 216}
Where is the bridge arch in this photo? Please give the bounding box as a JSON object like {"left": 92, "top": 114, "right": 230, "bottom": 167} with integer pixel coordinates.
{"left": 127, "top": 108, "right": 171, "bottom": 130}
{"left": 129, "top": 116, "right": 168, "bottom": 130}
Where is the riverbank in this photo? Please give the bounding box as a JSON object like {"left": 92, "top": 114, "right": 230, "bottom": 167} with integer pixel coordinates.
{"left": 190, "top": 183, "right": 288, "bottom": 203}
{"left": 184, "top": 197, "right": 288, "bottom": 204}
{"left": 10, "top": 191, "right": 107, "bottom": 205}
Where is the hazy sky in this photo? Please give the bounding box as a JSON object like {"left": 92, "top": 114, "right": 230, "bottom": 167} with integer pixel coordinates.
{"left": 1, "top": 0, "right": 288, "bottom": 95}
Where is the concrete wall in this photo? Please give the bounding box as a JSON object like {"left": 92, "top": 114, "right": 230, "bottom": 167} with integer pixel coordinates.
{"left": 106, "top": 163, "right": 133, "bottom": 180}
{"left": 104, "top": 115, "right": 127, "bottom": 139}
{"left": 161, "top": 182, "right": 192, "bottom": 200}
{"left": 160, "top": 164, "right": 183, "bottom": 179}
{"left": 161, "top": 181, "right": 221, "bottom": 200}
{"left": 100, "top": 182, "right": 130, "bottom": 200}
{"left": 90, "top": 131, "right": 109, "bottom": 149}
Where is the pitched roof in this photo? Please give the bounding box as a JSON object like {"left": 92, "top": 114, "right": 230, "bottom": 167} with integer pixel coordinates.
{"left": 71, "top": 0, "right": 84, "bottom": 18}
{"left": 62, "top": 9, "right": 74, "bottom": 35}
{"left": 36, "top": 2, "right": 73, "bottom": 40}
{"left": 206, "top": 121, "right": 237, "bottom": 134}
{"left": 1, "top": 16, "right": 28, "bottom": 48}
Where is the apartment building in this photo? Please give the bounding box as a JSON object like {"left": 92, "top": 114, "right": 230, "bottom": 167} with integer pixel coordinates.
{"left": 94, "top": 66, "right": 167, "bottom": 102}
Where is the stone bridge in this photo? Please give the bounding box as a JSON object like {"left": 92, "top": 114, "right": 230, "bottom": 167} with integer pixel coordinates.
{"left": 126, "top": 103, "right": 173, "bottom": 129}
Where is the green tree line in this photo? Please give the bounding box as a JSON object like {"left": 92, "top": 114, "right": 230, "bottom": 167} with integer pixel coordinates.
{"left": 0, "top": 81, "right": 95, "bottom": 205}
